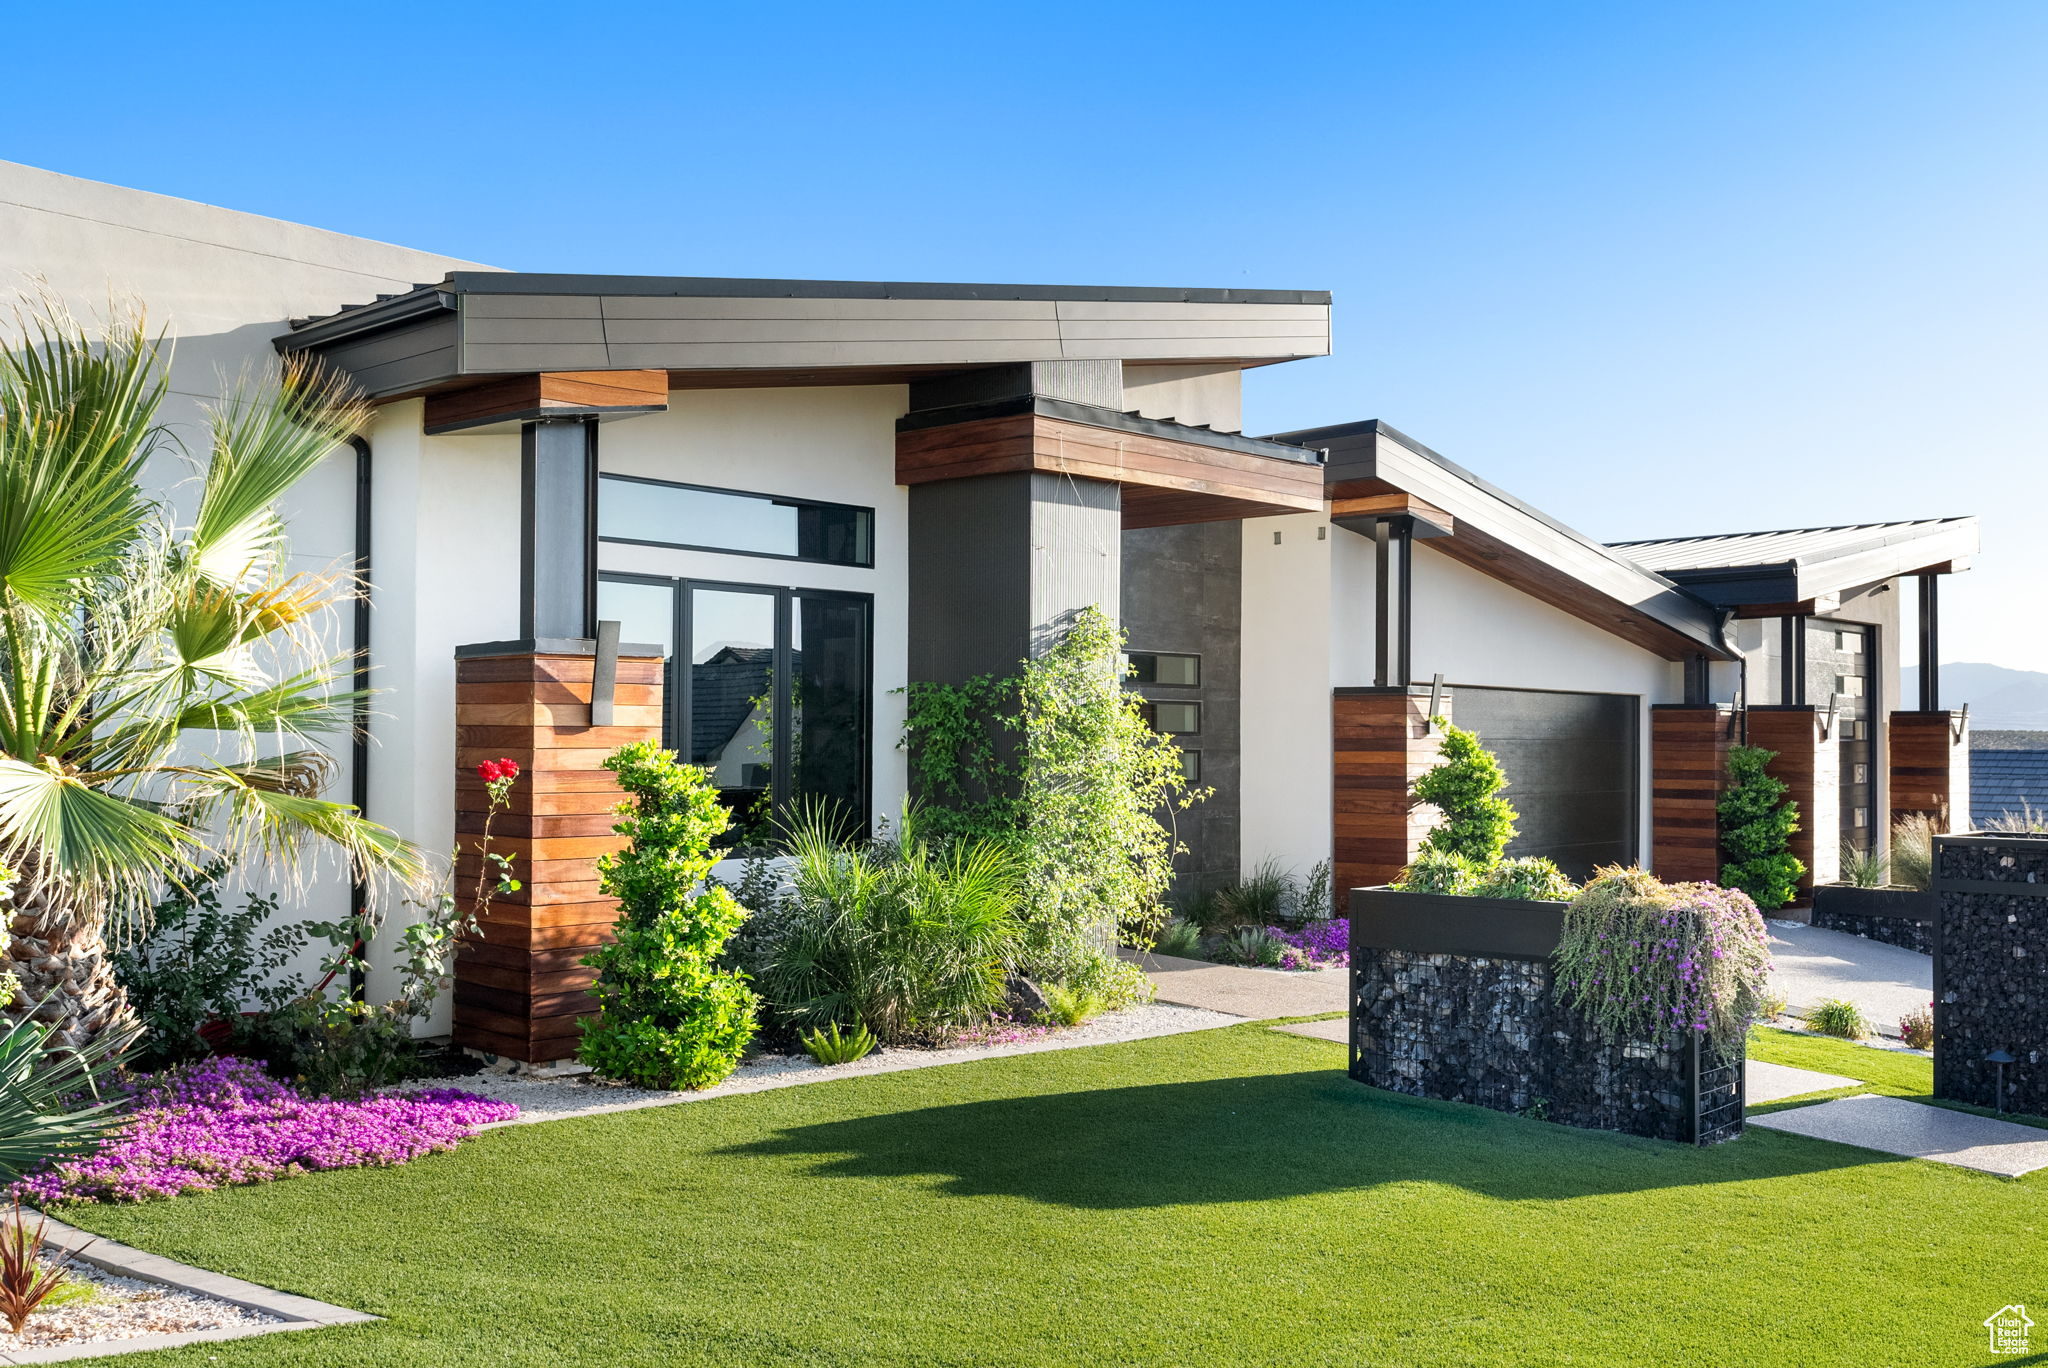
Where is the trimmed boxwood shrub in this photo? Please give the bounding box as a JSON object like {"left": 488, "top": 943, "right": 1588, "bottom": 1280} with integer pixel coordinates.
{"left": 579, "top": 743, "right": 760, "bottom": 1090}
{"left": 1413, "top": 720, "right": 1518, "bottom": 865}
{"left": 1718, "top": 745, "right": 1804, "bottom": 910}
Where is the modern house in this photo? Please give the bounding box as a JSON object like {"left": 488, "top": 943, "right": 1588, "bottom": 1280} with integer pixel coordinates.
{"left": 1, "top": 160, "right": 1978, "bottom": 1065}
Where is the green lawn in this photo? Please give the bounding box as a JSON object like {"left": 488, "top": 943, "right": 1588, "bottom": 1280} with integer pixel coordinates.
{"left": 58, "top": 1025, "right": 2044, "bottom": 1368}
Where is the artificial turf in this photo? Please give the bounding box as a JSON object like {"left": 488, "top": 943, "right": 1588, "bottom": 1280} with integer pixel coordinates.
{"left": 56, "top": 1024, "right": 2045, "bottom": 1367}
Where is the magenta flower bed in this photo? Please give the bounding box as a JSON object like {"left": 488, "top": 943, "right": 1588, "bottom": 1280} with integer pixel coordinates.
{"left": 18, "top": 1058, "right": 517, "bottom": 1205}
{"left": 1268, "top": 918, "right": 1349, "bottom": 969}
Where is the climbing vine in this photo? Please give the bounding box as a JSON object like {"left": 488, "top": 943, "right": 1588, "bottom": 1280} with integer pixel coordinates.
{"left": 900, "top": 607, "right": 1204, "bottom": 996}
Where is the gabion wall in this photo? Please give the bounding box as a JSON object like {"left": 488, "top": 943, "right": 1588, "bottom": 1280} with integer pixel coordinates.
{"left": 1350, "top": 946, "right": 1742, "bottom": 1145}
{"left": 1934, "top": 834, "right": 2048, "bottom": 1116}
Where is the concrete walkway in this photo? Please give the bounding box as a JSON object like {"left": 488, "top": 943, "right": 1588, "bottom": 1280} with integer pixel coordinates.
{"left": 1750, "top": 1094, "right": 2048, "bottom": 1176}
{"left": 1745, "top": 1059, "right": 1861, "bottom": 1106}
{"left": 1128, "top": 951, "right": 1349, "bottom": 1018}
{"left": 1767, "top": 922, "right": 1931, "bottom": 1036}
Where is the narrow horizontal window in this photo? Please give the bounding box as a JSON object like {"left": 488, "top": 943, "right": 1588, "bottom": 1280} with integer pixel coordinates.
{"left": 1126, "top": 651, "right": 1200, "bottom": 687}
{"left": 599, "top": 474, "right": 873, "bottom": 567}
{"left": 1143, "top": 701, "right": 1201, "bottom": 735}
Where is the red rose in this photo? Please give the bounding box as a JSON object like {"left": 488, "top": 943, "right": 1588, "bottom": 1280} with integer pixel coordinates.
{"left": 477, "top": 761, "right": 502, "bottom": 782}
{"left": 498, "top": 759, "right": 520, "bottom": 778}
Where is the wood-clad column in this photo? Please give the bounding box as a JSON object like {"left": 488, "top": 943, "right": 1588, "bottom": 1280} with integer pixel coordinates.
{"left": 1649, "top": 706, "right": 1740, "bottom": 883}
{"left": 1333, "top": 686, "right": 1450, "bottom": 893}
{"left": 451, "top": 643, "right": 664, "bottom": 1064}
{"left": 1891, "top": 710, "right": 1969, "bottom": 829}
{"left": 1746, "top": 707, "right": 1838, "bottom": 899}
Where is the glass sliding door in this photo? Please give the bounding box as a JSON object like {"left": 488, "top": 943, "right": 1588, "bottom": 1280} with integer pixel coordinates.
{"left": 792, "top": 593, "right": 870, "bottom": 837}
{"left": 596, "top": 574, "right": 871, "bottom": 845}
{"left": 688, "top": 586, "right": 780, "bottom": 840}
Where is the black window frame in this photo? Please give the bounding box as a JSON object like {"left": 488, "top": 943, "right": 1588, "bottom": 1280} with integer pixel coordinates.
{"left": 596, "top": 472, "right": 876, "bottom": 568}
{"left": 1125, "top": 650, "right": 1202, "bottom": 688}
{"left": 597, "top": 570, "right": 874, "bottom": 835}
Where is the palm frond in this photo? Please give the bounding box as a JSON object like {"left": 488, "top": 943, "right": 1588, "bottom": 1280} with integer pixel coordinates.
{"left": 0, "top": 301, "right": 166, "bottom": 615}
{"left": 190, "top": 356, "right": 367, "bottom": 586}
{"left": 0, "top": 756, "right": 199, "bottom": 906}
{"left": 187, "top": 763, "right": 431, "bottom": 897}
{"left": 0, "top": 1009, "right": 135, "bottom": 1181}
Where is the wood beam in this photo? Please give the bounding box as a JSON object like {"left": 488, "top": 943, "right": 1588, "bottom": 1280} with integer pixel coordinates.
{"left": 425, "top": 370, "right": 669, "bottom": 434}
{"left": 896, "top": 410, "right": 1324, "bottom": 529}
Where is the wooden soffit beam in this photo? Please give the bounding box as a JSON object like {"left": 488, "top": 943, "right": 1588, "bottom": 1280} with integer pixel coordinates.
{"left": 897, "top": 410, "right": 1325, "bottom": 529}
{"left": 424, "top": 370, "right": 670, "bottom": 435}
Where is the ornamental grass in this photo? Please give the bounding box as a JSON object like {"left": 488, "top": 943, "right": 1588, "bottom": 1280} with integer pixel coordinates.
{"left": 15, "top": 1059, "right": 515, "bottom": 1206}
{"left": 1552, "top": 868, "right": 1773, "bottom": 1056}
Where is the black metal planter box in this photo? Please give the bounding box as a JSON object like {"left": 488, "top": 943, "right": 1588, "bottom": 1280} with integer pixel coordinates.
{"left": 1347, "top": 886, "right": 1744, "bottom": 1146}
{"left": 1932, "top": 832, "right": 2048, "bottom": 1118}
{"left": 1809, "top": 885, "right": 1936, "bottom": 955}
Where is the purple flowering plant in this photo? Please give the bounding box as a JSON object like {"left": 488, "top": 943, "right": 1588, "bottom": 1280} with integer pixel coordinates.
{"left": 1264, "top": 919, "right": 1349, "bottom": 969}
{"left": 15, "top": 1058, "right": 515, "bottom": 1206}
{"left": 1552, "top": 867, "right": 1772, "bottom": 1055}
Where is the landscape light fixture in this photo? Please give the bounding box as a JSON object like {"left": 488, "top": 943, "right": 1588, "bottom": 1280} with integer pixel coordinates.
{"left": 1986, "top": 1049, "right": 2016, "bottom": 1113}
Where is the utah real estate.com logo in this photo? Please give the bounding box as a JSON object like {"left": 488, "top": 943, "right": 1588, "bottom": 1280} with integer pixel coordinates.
{"left": 1985, "top": 1305, "right": 2033, "bottom": 1355}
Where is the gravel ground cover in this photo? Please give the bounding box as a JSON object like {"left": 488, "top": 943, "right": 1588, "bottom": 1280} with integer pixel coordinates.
{"left": 1, "top": 1259, "right": 280, "bottom": 1352}
{"left": 406, "top": 1002, "right": 1240, "bottom": 1126}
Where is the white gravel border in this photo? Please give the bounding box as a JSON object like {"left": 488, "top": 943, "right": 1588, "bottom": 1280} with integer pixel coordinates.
{"left": 0, "top": 1219, "right": 375, "bottom": 1365}
{"left": 408, "top": 1002, "right": 1242, "bottom": 1127}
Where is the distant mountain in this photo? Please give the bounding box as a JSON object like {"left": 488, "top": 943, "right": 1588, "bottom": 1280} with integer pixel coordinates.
{"left": 1903, "top": 663, "right": 2048, "bottom": 730}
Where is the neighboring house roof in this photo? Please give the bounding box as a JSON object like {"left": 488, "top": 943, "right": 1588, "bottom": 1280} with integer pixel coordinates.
{"left": 1265, "top": 418, "right": 1733, "bottom": 661}
{"left": 1970, "top": 729, "right": 2048, "bottom": 827}
{"left": 277, "top": 272, "right": 1333, "bottom": 399}
{"left": 1609, "top": 518, "right": 1977, "bottom": 608}
{"left": 690, "top": 645, "right": 779, "bottom": 764}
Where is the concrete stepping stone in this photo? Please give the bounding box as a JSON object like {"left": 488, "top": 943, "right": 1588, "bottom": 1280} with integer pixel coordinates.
{"left": 1128, "top": 951, "right": 1349, "bottom": 1019}
{"left": 1748, "top": 1093, "right": 2048, "bottom": 1176}
{"left": 1271, "top": 1018, "right": 1347, "bottom": 1044}
{"left": 1744, "top": 1059, "right": 1861, "bottom": 1106}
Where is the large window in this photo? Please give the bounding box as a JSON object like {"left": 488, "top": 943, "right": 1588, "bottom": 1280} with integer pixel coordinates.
{"left": 598, "top": 574, "right": 871, "bottom": 842}
{"left": 598, "top": 474, "right": 873, "bottom": 566}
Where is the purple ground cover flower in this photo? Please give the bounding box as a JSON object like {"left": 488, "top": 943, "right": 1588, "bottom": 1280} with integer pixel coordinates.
{"left": 1267, "top": 919, "right": 1349, "bottom": 969}
{"left": 17, "top": 1058, "right": 517, "bottom": 1205}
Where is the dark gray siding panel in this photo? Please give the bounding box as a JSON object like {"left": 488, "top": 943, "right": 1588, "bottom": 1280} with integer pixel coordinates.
{"left": 1449, "top": 686, "right": 1640, "bottom": 881}
{"left": 322, "top": 316, "right": 458, "bottom": 397}
{"left": 1121, "top": 521, "right": 1241, "bottom": 898}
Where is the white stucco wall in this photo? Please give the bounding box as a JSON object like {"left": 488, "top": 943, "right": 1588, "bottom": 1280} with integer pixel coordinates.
{"left": 0, "top": 161, "right": 485, "bottom": 995}
{"left": 1238, "top": 513, "right": 1336, "bottom": 878}
{"left": 594, "top": 386, "right": 913, "bottom": 827}
{"left": 1240, "top": 520, "right": 1686, "bottom": 884}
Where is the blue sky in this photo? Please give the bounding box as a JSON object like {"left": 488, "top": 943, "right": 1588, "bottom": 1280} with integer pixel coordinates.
{"left": 11, "top": 2, "right": 2045, "bottom": 668}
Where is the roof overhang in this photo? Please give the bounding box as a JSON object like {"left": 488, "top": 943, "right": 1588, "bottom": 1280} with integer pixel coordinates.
{"left": 277, "top": 273, "right": 1333, "bottom": 401}
{"left": 1265, "top": 420, "right": 1734, "bottom": 662}
{"left": 1610, "top": 519, "right": 1980, "bottom": 608}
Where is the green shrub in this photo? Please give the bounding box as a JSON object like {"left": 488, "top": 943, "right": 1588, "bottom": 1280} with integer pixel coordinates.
{"left": 1803, "top": 997, "right": 1870, "bottom": 1040}
{"left": 900, "top": 606, "right": 1201, "bottom": 1003}
{"left": 1037, "top": 983, "right": 1108, "bottom": 1027}
{"left": 112, "top": 864, "right": 304, "bottom": 1069}
{"left": 800, "top": 1021, "right": 877, "bottom": 1066}
{"left": 1216, "top": 860, "right": 1294, "bottom": 927}
{"left": 1413, "top": 721, "right": 1518, "bottom": 865}
{"left": 1469, "top": 856, "right": 1577, "bottom": 902}
{"left": 1394, "top": 848, "right": 1477, "bottom": 895}
{"left": 734, "top": 803, "right": 1022, "bottom": 1045}
{"left": 579, "top": 743, "right": 760, "bottom": 1090}
{"left": 1152, "top": 918, "right": 1206, "bottom": 959}
{"left": 1718, "top": 745, "right": 1805, "bottom": 909}
{"left": 1552, "top": 868, "right": 1773, "bottom": 1055}
{"left": 1890, "top": 813, "right": 1937, "bottom": 892}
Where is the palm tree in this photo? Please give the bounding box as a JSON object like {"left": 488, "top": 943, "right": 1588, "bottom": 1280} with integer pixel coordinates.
{"left": 0, "top": 302, "right": 428, "bottom": 1050}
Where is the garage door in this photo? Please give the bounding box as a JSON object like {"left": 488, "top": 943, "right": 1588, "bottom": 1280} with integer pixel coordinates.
{"left": 1447, "top": 686, "right": 1639, "bottom": 881}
